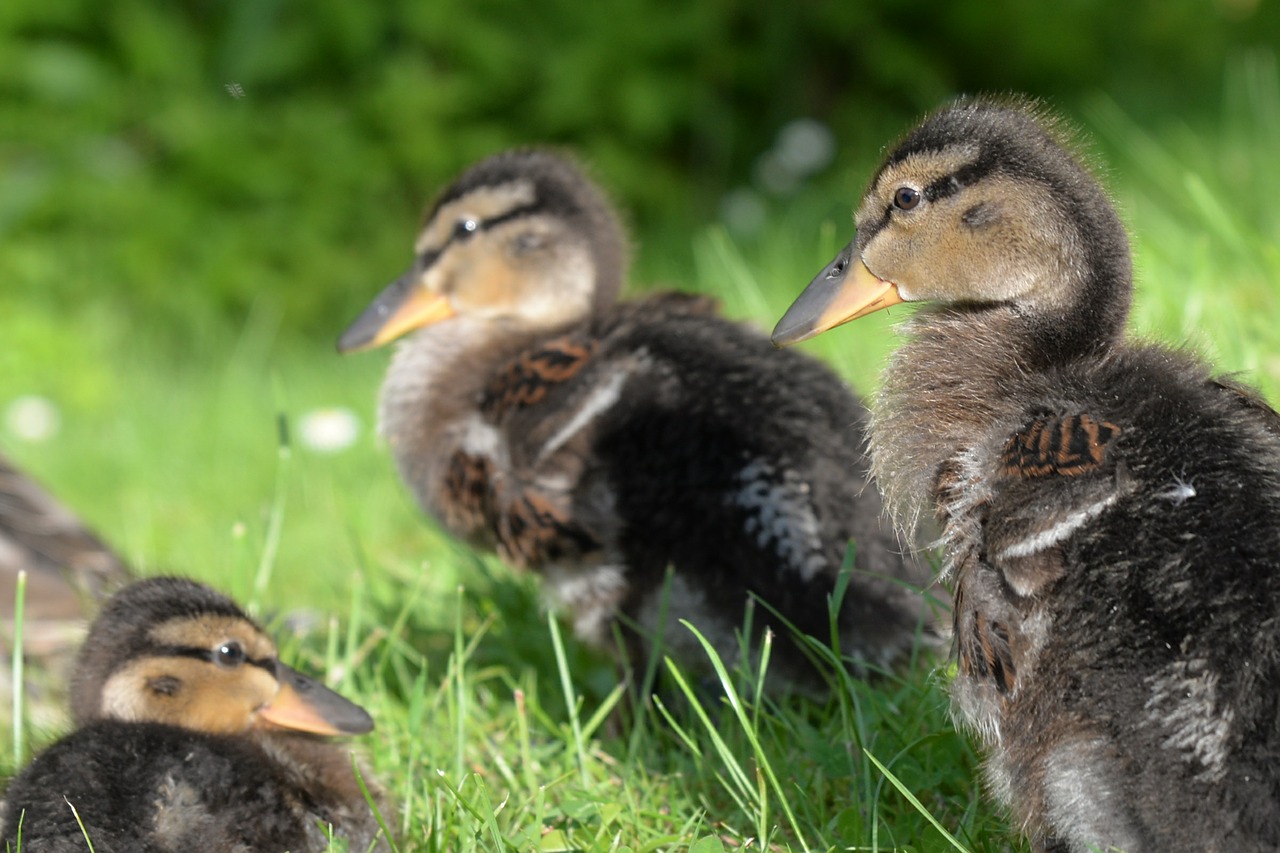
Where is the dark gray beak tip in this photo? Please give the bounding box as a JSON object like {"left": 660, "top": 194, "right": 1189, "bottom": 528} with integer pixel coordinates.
{"left": 280, "top": 663, "right": 377, "bottom": 735}
{"left": 335, "top": 321, "right": 373, "bottom": 355}
{"left": 771, "top": 242, "right": 856, "bottom": 348}
{"left": 770, "top": 314, "right": 815, "bottom": 348}
{"left": 336, "top": 277, "right": 407, "bottom": 354}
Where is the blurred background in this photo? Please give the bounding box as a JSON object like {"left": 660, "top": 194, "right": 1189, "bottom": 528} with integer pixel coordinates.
{"left": 3, "top": 0, "right": 1280, "bottom": 610}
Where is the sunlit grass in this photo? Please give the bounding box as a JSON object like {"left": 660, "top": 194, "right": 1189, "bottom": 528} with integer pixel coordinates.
{"left": 4, "top": 78, "right": 1280, "bottom": 850}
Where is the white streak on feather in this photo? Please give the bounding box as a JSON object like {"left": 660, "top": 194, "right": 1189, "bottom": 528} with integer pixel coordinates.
{"left": 1143, "top": 656, "right": 1233, "bottom": 782}
{"left": 731, "top": 459, "right": 825, "bottom": 581}
{"left": 1155, "top": 476, "right": 1196, "bottom": 505}
{"left": 1042, "top": 737, "right": 1144, "bottom": 853}
{"left": 458, "top": 414, "right": 502, "bottom": 458}
{"left": 536, "top": 362, "right": 637, "bottom": 463}
{"left": 996, "top": 494, "right": 1119, "bottom": 561}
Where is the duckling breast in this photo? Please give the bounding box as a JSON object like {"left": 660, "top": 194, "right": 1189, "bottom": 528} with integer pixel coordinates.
{"left": 3, "top": 721, "right": 384, "bottom": 852}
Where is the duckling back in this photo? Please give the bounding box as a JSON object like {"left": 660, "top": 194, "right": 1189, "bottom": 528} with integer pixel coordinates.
{"left": 946, "top": 346, "right": 1280, "bottom": 851}
{"left": 578, "top": 295, "right": 932, "bottom": 677}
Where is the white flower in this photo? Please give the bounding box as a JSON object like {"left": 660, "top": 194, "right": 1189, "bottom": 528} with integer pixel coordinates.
{"left": 5, "top": 395, "right": 61, "bottom": 442}
{"left": 297, "top": 407, "right": 360, "bottom": 453}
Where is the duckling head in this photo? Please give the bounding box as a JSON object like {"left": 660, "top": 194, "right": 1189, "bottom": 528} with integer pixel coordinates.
{"left": 338, "top": 149, "right": 627, "bottom": 353}
{"left": 773, "top": 97, "right": 1131, "bottom": 360}
{"left": 69, "top": 577, "right": 372, "bottom": 737}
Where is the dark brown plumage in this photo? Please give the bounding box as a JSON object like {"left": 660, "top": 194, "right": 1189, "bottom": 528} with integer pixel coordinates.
{"left": 339, "top": 149, "right": 935, "bottom": 689}
{"left": 2, "top": 577, "right": 386, "bottom": 852}
{"left": 774, "top": 97, "right": 1280, "bottom": 851}
{"left": 0, "top": 452, "right": 130, "bottom": 657}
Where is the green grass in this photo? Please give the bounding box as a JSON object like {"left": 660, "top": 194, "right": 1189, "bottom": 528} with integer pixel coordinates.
{"left": 4, "top": 79, "right": 1280, "bottom": 851}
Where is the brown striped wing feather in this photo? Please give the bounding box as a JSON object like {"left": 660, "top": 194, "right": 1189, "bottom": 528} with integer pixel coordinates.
{"left": 481, "top": 337, "right": 598, "bottom": 420}
{"left": 1000, "top": 414, "right": 1121, "bottom": 479}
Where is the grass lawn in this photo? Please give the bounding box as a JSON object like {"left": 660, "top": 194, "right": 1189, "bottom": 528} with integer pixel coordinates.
{"left": 4, "top": 74, "right": 1280, "bottom": 851}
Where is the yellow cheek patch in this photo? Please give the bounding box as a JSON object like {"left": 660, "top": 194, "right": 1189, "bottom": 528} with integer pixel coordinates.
{"left": 100, "top": 656, "right": 280, "bottom": 735}
{"left": 453, "top": 249, "right": 520, "bottom": 313}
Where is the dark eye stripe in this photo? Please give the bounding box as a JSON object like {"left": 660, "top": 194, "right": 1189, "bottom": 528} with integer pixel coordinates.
{"left": 154, "top": 644, "right": 275, "bottom": 672}
{"left": 860, "top": 207, "right": 894, "bottom": 244}
{"left": 417, "top": 201, "right": 544, "bottom": 268}
{"left": 924, "top": 176, "right": 959, "bottom": 202}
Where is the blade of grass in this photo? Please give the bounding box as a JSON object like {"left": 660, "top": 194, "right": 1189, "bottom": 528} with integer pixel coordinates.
{"left": 651, "top": 691, "right": 754, "bottom": 818}
{"left": 249, "top": 411, "right": 292, "bottom": 615}
{"left": 580, "top": 681, "right": 628, "bottom": 741}
{"left": 433, "top": 771, "right": 518, "bottom": 852}
{"left": 65, "top": 798, "right": 96, "bottom": 853}
{"left": 626, "top": 565, "right": 676, "bottom": 761}
{"left": 864, "top": 748, "right": 970, "bottom": 852}
{"left": 678, "top": 620, "right": 812, "bottom": 852}
{"left": 451, "top": 586, "right": 468, "bottom": 782}
{"left": 352, "top": 754, "right": 401, "bottom": 853}
{"left": 661, "top": 658, "right": 756, "bottom": 811}
{"left": 547, "top": 612, "right": 589, "bottom": 787}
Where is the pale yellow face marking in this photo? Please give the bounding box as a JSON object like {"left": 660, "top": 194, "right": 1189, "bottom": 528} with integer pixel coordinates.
{"left": 149, "top": 615, "right": 276, "bottom": 661}
{"left": 99, "top": 615, "right": 283, "bottom": 735}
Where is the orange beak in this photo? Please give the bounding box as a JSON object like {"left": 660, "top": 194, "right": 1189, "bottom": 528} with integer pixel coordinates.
{"left": 771, "top": 242, "right": 903, "bottom": 346}
{"left": 337, "top": 270, "right": 455, "bottom": 353}
{"left": 255, "top": 663, "right": 374, "bottom": 736}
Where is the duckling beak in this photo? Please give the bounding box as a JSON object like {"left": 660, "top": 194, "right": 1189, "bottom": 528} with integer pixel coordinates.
{"left": 771, "top": 242, "right": 903, "bottom": 346}
{"left": 337, "top": 270, "right": 454, "bottom": 353}
{"left": 255, "top": 663, "right": 375, "bottom": 736}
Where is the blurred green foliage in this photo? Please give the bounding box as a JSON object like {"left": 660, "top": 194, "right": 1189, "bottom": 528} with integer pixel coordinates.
{"left": 2, "top": 0, "right": 1278, "bottom": 343}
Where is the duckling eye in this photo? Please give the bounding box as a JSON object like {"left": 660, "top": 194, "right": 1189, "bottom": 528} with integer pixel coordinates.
{"left": 893, "top": 187, "right": 921, "bottom": 211}
{"left": 453, "top": 218, "right": 479, "bottom": 241}
{"left": 215, "top": 641, "right": 246, "bottom": 667}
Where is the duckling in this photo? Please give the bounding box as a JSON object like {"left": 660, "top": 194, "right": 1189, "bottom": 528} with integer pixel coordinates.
{"left": 774, "top": 96, "right": 1280, "bottom": 851}
{"left": 1, "top": 452, "right": 131, "bottom": 657}
{"left": 338, "top": 149, "right": 934, "bottom": 689}
{"left": 1, "top": 577, "right": 386, "bottom": 852}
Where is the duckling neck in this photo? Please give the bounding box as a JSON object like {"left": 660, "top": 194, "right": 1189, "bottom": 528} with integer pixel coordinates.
{"left": 377, "top": 316, "right": 567, "bottom": 520}
{"left": 867, "top": 300, "right": 1121, "bottom": 541}
{"left": 1019, "top": 232, "right": 1132, "bottom": 368}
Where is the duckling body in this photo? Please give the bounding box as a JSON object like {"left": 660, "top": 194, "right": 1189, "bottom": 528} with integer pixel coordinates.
{"left": 2, "top": 577, "right": 384, "bottom": 852}
{"left": 341, "top": 150, "right": 933, "bottom": 685}
{"left": 774, "top": 99, "right": 1280, "bottom": 850}
{"left": 6, "top": 722, "right": 372, "bottom": 853}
